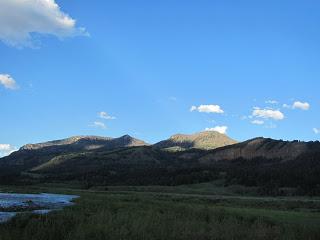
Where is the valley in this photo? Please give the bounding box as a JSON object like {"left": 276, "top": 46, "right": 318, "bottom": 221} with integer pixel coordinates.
{"left": 1, "top": 132, "right": 319, "bottom": 196}
{"left": 1, "top": 132, "right": 320, "bottom": 239}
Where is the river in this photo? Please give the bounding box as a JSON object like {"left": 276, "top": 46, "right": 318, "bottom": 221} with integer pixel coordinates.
{"left": 0, "top": 192, "right": 78, "bottom": 223}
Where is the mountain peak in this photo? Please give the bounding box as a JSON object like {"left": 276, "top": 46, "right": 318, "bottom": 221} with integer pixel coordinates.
{"left": 154, "top": 131, "right": 237, "bottom": 151}
{"left": 115, "top": 135, "right": 149, "bottom": 147}
{"left": 20, "top": 135, "right": 112, "bottom": 151}
{"left": 119, "top": 134, "right": 133, "bottom": 139}
{"left": 20, "top": 135, "right": 147, "bottom": 152}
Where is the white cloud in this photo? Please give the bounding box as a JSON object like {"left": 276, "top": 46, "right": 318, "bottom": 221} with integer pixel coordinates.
{"left": 190, "top": 104, "right": 224, "bottom": 114}
{"left": 0, "top": 144, "right": 11, "bottom": 151}
{"left": 90, "top": 121, "right": 106, "bottom": 129}
{"left": 0, "top": 144, "right": 17, "bottom": 157}
{"left": 283, "top": 101, "right": 310, "bottom": 110}
{"left": 0, "top": 74, "right": 18, "bottom": 90}
{"left": 313, "top": 128, "right": 320, "bottom": 134}
{"left": 251, "top": 120, "right": 264, "bottom": 125}
{"left": 99, "top": 112, "right": 116, "bottom": 120}
{"left": 252, "top": 108, "right": 284, "bottom": 120}
{"left": 205, "top": 126, "right": 228, "bottom": 134}
{"left": 293, "top": 101, "right": 310, "bottom": 111}
{"left": 0, "top": 0, "right": 88, "bottom": 47}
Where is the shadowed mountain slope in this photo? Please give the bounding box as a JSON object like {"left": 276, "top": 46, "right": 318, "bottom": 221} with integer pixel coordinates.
{"left": 199, "top": 137, "right": 320, "bottom": 163}
{"left": 0, "top": 135, "right": 148, "bottom": 171}
{"left": 21, "top": 135, "right": 147, "bottom": 151}
{"left": 0, "top": 135, "right": 320, "bottom": 193}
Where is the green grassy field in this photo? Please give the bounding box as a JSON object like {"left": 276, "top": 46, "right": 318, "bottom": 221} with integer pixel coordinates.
{"left": 1, "top": 184, "right": 320, "bottom": 240}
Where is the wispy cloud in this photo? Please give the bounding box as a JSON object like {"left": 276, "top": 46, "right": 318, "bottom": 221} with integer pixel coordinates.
{"left": 251, "top": 120, "right": 264, "bottom": 125}
{"left": 90, "top": 121, "right": 106, "bottom": 129}
{"left": 205, "top": 126, "right": 228, "bottom": 134}
{"left": 190, "top": 104, "right": 224, "bottom": 114}
{"left": 313, "top": 128, "right": 320, "bottom": 134}
{"left": 0, "top": 74, "right": 18, "bottom": 90}
{"left": 265, "top": 100, "right": 278, "bottom": 104}
{"left": 283, "top": 104, "right": 291, "bottom": 109}
{"left": 99, "top": 112, "right": 116, "bottom": 120}
{"left": 0, "top": 0, "right": 88, "bottom": 47}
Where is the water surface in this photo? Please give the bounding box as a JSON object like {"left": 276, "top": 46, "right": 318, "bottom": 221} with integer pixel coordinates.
{"left": 0, "top": 193, "right": 78, "bottom": 223}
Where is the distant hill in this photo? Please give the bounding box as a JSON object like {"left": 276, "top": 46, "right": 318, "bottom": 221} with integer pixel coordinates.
{"left": 21, "top": 135, "right": 147, "bottom": 151}
{"left": 0, "top": 134, "right": 320, "bottom": 195}
{"left": 0, "top": 135, "right": 148, "bottom": 170}
{"left": 199, "top": 137, "right": 320, "bottom": 163}
{"left": 154, "top": 131, "right": 237, "bottom": 151}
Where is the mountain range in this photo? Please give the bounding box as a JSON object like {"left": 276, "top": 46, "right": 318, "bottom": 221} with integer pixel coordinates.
{"left": 0, "top": 131, "right": 319, "bottom": 195}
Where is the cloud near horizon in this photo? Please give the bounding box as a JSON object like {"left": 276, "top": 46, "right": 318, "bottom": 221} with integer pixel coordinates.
{"left": 205, "top": 126, "right": 228, "bottom": 134}
{"left": 190, "top": 104, "right": 224, "bottom": 114}
{"left": 0, "top": 144, "right": 17, "bottom": 157}
{"left": 0, "top": 0, "right": 88, "bottom": 47}
{"left": 313, "top": 128, "right": 320, "bottom": 134}
{"left": 0, "top": 74, "right": 18, "bottom": 90}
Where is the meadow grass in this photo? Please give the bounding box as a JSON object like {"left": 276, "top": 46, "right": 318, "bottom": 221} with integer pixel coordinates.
{"left": 0, "top": 189, "right": 320, "bottom": 240}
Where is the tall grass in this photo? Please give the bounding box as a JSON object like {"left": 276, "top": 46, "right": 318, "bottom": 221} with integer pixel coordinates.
{"left": 0, "top": 192, "right": 319, "bottom": 240}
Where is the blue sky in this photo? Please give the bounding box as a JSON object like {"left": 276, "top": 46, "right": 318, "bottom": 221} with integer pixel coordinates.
{"left": 1, "top": 0, "right": 320, "bottom": 155}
